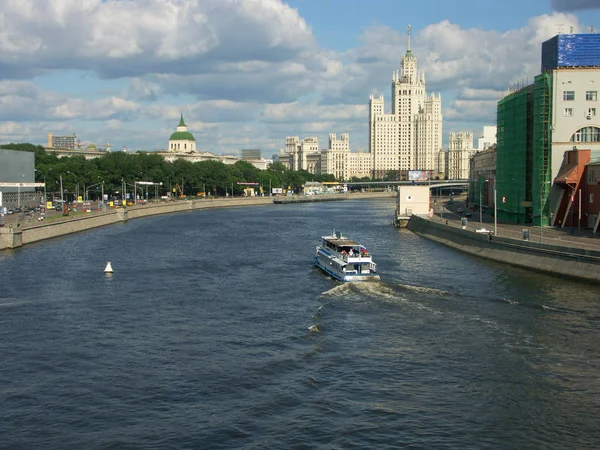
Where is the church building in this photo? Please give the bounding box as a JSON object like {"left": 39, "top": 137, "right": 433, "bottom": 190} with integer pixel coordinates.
{"left": 168, "top": 114, "right": 196, "bottom": 152}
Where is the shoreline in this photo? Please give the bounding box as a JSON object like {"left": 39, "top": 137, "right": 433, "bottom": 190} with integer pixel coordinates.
{"left": 0, "top": 192, "right": 394, "bottom": 251}
{"left": 407, "top": 215, "right": 600, "bottom": 283}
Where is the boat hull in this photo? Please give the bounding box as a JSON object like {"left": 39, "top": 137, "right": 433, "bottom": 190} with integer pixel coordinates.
{"left": 314, "top": 255, "right": 380, "bottom": 282}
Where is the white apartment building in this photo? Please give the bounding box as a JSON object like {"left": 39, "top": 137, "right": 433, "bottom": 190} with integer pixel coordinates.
{"left": 448, "top": 131, "right": 475, "bottom": 180}
{"left": 477, "top": 126, "right": 497, "bottom": 152}
{"left": 369, "top": 25, "right": 442, "bottom": 179}
{"left": 281, "top": 136, "right": 320, "bottom": 173}
{"left": 320, "top": 134, "right": 372, "bottom": 180}
{"left": 321, "top": 133, "right": 349, "bottom": 180}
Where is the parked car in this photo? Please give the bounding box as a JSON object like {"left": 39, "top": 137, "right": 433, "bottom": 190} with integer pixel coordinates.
{"left": 457, "top": 208, "right": 464, "bottom": 214}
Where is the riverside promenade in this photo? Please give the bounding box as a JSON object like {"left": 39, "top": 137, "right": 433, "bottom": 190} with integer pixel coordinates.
{"left": 0, "top": 191, "right": 394, "bottom": 251}
{"left": 408, "top": 199, "right": 600, "bottom": 283}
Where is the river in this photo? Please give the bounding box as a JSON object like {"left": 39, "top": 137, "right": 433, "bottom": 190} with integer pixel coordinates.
{"left": 1, "top": 198, "right": 599, "bottom": 449}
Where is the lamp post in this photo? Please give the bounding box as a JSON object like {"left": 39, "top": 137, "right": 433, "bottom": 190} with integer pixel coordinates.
{"left": 35, "top": 169, "right": 47, "bottom": 205}
{"left": 60, "top": 175, "right": 64, "bottom": 204}
{"left": 540, "top": 180, "right": 551, "bottom": 243}
{"left": 479, "top": 178, "right": 489, "bottom": 227}
{"left": 494, "top": 180, "right": 498, "bottom": 236}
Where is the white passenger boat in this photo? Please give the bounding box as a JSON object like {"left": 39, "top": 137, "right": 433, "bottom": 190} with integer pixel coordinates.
{"left": 315, "top": 231, "right": 380, "bottom": 282}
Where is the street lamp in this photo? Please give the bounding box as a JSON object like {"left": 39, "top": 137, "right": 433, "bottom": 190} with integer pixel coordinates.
{"left": 479, "top": 178, "right": 489, "bottom": 227}
{"left": 35, "top": 169, "right": 47, "bottom": 205}
{"left": 540, "top": 180, "right": 551, "bottom": 243}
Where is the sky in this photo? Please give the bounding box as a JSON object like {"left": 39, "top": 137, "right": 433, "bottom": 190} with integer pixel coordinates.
{"left": 1, "top": 0, "right": 600, "bottom": 156}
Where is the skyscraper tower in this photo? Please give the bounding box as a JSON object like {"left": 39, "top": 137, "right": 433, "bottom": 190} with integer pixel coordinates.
{"left": 369, "top": 25, "right": 442, "bottom": 178}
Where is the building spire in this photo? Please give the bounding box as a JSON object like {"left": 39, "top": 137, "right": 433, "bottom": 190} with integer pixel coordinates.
{"left": 407, "top": 24, "right": 412, "bottom": 54}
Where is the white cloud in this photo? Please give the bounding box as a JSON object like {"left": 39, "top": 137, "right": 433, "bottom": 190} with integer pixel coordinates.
{"left": 0, "top": 0, "right": 316, "bottom": 79}
{"left": 0, "top": 1, "right": 593, "bottom": 153}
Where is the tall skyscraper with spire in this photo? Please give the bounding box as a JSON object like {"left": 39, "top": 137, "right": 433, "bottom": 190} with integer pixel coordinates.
{"left": 369, "top": 25, "right": 442, "bottom": 178}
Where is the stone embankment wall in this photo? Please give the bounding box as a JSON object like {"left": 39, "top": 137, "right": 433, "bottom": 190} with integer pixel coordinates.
{"left": 407, "top": 215, "right": 600, "bottom": 283}
{"left": 0, "top": 197, "right": 272, "bottom": 250}
{"left": 0, "top": 192, "right": 394, "bottom": 251}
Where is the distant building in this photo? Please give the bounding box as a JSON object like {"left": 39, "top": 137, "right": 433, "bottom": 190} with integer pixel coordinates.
{"left": 469, "top": 146, "right": 496, "bottom": 215}
{"left": 477, "top": 126, "right": 497, "bottom": 152}
{"left": 241, "top": 149, "right": 261, "bottom": 160}
{"left": 448, "top": 131, "right": 475, "bottom": 180}
{"left": 168, "top": 114, "right": 196, "bottom": 152}
{"left": 280, "top": 136, "right": 320, "bottom": 173}
{"left": 369, "top": 25, "right": 442, "bottom": 178}
{"left": 48, "top": 133, "right": 77, "bottom": 149}
{"left": 320, "top": 133, "right": 372, "bottom": 180}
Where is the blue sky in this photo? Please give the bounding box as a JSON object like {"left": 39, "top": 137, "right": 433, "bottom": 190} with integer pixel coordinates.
{"left": 1, "top": 0, "right": 599, "bottom": 156}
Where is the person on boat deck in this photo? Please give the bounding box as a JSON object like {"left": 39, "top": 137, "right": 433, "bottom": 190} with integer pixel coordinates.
{"left": 349, "top": 249, "right": 354, "bottom": 256}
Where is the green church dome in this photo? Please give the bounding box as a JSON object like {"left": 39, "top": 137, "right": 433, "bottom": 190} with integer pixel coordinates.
{"left": 169, "top": 131, "right": 196, "bottom": 141}
{"left": 169, "top": 114, "right": 195, "bottom": 141}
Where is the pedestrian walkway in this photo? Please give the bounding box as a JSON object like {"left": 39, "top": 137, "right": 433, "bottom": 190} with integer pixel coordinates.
{"left": 435, "top": 201, "right": 600, "bottom": 252}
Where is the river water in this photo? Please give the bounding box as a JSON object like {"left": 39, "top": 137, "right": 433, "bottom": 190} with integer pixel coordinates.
{"left": 1, "top": 198, "right": 599, "bottom": 449}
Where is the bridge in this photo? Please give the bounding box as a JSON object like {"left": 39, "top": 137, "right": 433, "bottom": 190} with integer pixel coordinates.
{"left": 342, "top": 180, "right": 469, "bottom": 192}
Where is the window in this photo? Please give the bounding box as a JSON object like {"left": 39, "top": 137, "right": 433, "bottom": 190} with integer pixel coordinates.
{"left": 590, "top": 193, "right": 595, "bottom": 204}
{"left": 564, "top": 108, "right": 573, "bottom": 117}
{"left": 570, "top": 126, "right": 600, "bottom": 142}
{"left": 586, "top": 91, "right": 597, "bottom": 101}
{"left": 564, "top": 91, "right": 575, "bottom": 101}
{"left": 587, "top": 108, "right": 596, "bottom": 117}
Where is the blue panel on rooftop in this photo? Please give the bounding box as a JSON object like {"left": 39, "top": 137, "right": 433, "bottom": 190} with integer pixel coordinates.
{"left": 541, "top": 34, "right": 600, "bottom": 72}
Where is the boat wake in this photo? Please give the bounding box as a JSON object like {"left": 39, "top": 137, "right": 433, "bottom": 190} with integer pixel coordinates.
{"left": 321, "top": 281, "right": 407, "bottom": 302}
{"left": 394, "top": 283, "right": 452, "bottom": 297}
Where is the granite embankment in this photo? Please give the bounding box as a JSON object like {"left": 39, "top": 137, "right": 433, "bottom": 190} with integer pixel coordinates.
{"left": 407, "top": 215, "right": 600, "bottom": 283}
{"left": 0, "top": 192, "right": 394, "bottom": 250}
{"left": 0, "top": 197, "right": 272, "bottom": 250}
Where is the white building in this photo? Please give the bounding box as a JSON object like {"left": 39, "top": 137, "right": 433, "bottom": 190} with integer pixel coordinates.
{"left": 168, "top": 114, "right": 196, "bottom": 152}
{"left": 549, "top": 68, "right": 600, "bottom": 179}
{"left": 448, "top": 131, "right": 475, "bottom": 180}
{"left": 319, "top": 134, "right": 372, "bottom": 180}
{"left": 477, "top": 126, "right": 497, "bottom": 152}
{"left": 280, "top": 136, "right": 320, "bottom": 173}
{"left": 369, "top": 25, "right": 442, "bottom": 179}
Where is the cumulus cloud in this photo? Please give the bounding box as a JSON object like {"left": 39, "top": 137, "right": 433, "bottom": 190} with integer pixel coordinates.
{"left": 0, "top": 0, "right": 316, "bottom": 80}
{"left": 0, "top": 80, "right": 139, "bottom": 121}
{"left": 0, "top": 0, "right": 593, "bottom": 153}
{"left": 551, "top": 0, "right": 600, "bottom": 12}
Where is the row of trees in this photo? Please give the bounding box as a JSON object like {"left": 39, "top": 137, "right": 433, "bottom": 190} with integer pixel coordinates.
{"left": 3, "top": 143, "right": 338, "bottom": 200}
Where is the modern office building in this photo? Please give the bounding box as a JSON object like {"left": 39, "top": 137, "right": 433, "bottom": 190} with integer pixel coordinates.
{"left": 48, "top": 133, "right": 77, "bottom": 149}
{"left": 369, "top": 25, "right": 442, "bottom": 179}
{"left": 494, "top": 33, "right": 600, "bottom": 226}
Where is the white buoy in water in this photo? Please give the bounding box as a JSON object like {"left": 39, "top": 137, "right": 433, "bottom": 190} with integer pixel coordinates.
{"left": 104, "top": 261, "right": 113, "bottom": 273}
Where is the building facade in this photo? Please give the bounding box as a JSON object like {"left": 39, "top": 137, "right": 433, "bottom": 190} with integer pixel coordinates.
{"left": 48, "top": 133, "right": 77, "bottom": 149}
{"left": 494, "top": 33, "right": 600, "bottom": 226}
{"left": 477, "top": 126, "right": 497, "bottom": 152}
{"left": 280, "top": 136, "right": 320, "bottom": 173}
{"left": 448, "top": 131, "right": 475, "bottom": 180}
{"left": 369, "top": 25, "right": 442, "bottom": 179}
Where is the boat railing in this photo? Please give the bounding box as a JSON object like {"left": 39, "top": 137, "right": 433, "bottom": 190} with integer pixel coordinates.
{"left": 339, "top": 253, "right": 370, "bottom": 262}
